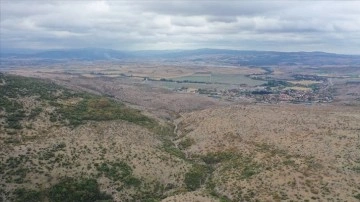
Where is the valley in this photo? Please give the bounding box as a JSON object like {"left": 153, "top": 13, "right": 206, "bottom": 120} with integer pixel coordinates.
{"left": 1, "top": 52, "right": 360, "bottom": 202}
{"left": 2, "top": 0, "right": 360, "bottom": 201}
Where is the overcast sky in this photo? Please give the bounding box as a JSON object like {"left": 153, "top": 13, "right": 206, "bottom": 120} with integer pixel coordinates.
{"left": 1, "top": 0, "right": 360, "bottom": 54}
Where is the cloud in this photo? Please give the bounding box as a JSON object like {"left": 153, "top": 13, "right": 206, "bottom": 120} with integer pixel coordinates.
{"left": 1, "top": 0, "right": 360, "bottom": 53}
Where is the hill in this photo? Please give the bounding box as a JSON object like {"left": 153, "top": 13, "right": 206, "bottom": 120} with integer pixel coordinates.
{"left": 1, "top": 73, "right": 360, "bottom": 201}
{"left": 174, "top": 104, "right": 360, "bottom": 201}
{"left": 2, "top": 48, "right": 360, "bottom": 66}
{"left": 0, "top": 73, "right": 210, "bottom": 201}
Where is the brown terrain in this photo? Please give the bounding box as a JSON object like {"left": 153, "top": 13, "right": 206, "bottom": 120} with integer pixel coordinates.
{"left": 1, "top": 61, "right": 360, "bottom": 202}
{"left": 175, "top": 104, "right": 360, "bottom": 201}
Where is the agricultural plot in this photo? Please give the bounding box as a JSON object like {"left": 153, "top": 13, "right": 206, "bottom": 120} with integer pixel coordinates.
{"left": 172, "top": 74, "right": 265, "bottom": 86}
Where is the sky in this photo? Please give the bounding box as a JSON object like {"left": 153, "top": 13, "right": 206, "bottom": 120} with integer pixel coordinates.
{"left": 1, "top": 0, "right": 360, "bottom": 54}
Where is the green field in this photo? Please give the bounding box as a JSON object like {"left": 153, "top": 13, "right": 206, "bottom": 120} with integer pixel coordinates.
{"left": 172, "top": 74, "right": 265, "bottom": 86}
{"left": 153, "top": 80, "right": 229, "bottom": 90}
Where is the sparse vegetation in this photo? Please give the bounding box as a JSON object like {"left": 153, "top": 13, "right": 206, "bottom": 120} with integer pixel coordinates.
{"left": 202, "top": 152, "right": 233, "bottom": 165}
{"left": 0, "top": 74, "right": 156, "bottom": 131}
{"left": 13, "top": 188, "right": 42, "bottom": 202}
{"left": 48, "top": 178, "right": 112, "bottom": 202}
{"left": 1, "top": 70, "right": 359, "bottom": 202}
{"left": 57, "top": 96, "right": 155, "bottom": 127}
{"left": 12, "top": 178, "right": 112, "bottom": 202}
{"left": 184, "top": 164, "right": 210, "bottom": 191}
{"left": 96, "top": 161, "right": 141, "bottom": 187}
{"left": 202, "top": 151, "right": 261, "bottom": 179}
{"left": 178, "top": 137, "right": 195, "bottom": 149}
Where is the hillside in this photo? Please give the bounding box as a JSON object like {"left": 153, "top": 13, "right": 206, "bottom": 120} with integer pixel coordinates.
{"left": 174, "top": 104, "right": 360, "bottom": 201}
{"left": 0, "top": 74, "right": 215, "bottom": 201}
{"left": 1, "top": 73, "right": 360, "bottom": 202}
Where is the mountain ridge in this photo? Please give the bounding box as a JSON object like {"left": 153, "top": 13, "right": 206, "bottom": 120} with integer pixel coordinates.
{"left": 2, "top": 48, "right": 360, "bottom": 66}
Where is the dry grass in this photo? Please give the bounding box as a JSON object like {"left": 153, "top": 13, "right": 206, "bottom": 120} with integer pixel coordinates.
{"left": 162, "top": 190, "right": 219, "bottom": 202}
{"left": 175, "top": 104, "right": 360, "bottom": 201}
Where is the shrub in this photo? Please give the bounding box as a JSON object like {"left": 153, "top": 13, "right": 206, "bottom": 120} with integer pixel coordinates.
{"left": 184, "top": 165, "right": 209, "bottom": 191}
{"left": 48, "top": 178, "right": 112, "bottom": 202}
{"left": 178, "top": 138, "right": 195, "bottom": 150}
{"left": 96, "top": 161, "right": 141, "bottom": 187}
{"left": 14, "top": 188, "right": 42, "bottom": 202}
{"left": 202, "top": 152, "right": 233, "bottom": 165}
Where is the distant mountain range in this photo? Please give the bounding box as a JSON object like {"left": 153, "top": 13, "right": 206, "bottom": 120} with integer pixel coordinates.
{"left": 2, "top": 48, "right": 360, "bottom": 66}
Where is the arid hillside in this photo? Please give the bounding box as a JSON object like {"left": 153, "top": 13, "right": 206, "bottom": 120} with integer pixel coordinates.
{"left": 0, "top": 74, "right": 206, "bottom": 202}
{"left": 1, "top": 73, "right": 360, "bottom": 202}
{"left": 174, "top": 104, "right": 360, "bottom": 201}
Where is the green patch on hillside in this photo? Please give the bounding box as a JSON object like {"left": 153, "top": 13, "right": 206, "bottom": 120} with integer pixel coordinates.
{"left": 13, "top": 188, "right": 42, "bottom": 202}
{"left": 49, "top": 178, "right": 112, "bottom": 202}
{"left": 202, "top": 152, "right": 234, "bottom": 165}
{"left": 202, "top": 151, "right": 261, "bottom": 180}
{"left": 0, "top": 74, "right": 75, "bottom": 130}
{"left": 178, "top": 138, "right": 195, "bottom": 150}
{"left": 184, "top": 164, "right": 210, "bottom": 191}
{"left": 0, "top": 74, "right": 156, "bottom": 131}
{"left": 96, "top": 161, "right": 141, "bottom": 187}
{"left": 56, "top": 97, "right": 155, "bottom": 127}
{"left": 0, "top": 74, "right": 72, "bottom": 100}
{"left": 13, "top": 178, "right": 112, "bottom": 202}
{"left": 199, "top": 151, "right": 263, "bottom": 201}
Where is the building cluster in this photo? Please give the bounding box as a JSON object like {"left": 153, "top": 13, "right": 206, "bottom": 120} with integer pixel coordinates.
{"left": 177, "top": 84, "right": 333, "bottom": 104}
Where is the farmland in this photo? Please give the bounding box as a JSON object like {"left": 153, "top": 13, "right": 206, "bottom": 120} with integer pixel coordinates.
{"left": 171, "top": 73, "right": 265, "bottom": 86}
